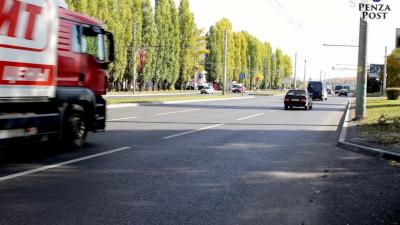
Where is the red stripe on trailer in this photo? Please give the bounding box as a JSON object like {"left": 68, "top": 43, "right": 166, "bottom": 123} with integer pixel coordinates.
{"left": 0, "top": 61, "right": 54, "bottom": 86}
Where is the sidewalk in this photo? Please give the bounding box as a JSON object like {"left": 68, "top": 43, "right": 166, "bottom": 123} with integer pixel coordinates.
{"left": 338, "top": 102, "right": 400, "bottom": 160}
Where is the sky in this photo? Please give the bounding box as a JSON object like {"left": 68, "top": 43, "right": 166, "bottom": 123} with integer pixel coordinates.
{"left": 172, "top": 0, "right": 400, "bottom": 80}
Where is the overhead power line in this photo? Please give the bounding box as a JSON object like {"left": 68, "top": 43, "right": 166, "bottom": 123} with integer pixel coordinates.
{"left": 266, "top": 0, "right": 301, "bottom": 31}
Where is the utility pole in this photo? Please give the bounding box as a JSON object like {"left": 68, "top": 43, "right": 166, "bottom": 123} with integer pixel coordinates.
{"left": 270, "top": 60, "right": 273, "bottom": 91}
{"left": 382, "top": 46, "right": 388, "bottom": 95}
{"left": 303, "top": 60, "right": 307, "bottom": 89}
{"left": 132, "top": 22, "right": 137, "bottom": 94}
{"left": 222, "top": 30, "right": 228, "bottom": 96}
{"left": 356, "top": 18, "right": 368, "bottom": 119}
{"left": 294, "top": 53, "right": 297, "bottom": 89}
{"left": 320, "top": 71, "right": 322, "bottom": 81}
{"left": 264, "top": 60, "right": 268, "bottom": 91}
{"left": 248, "top": 56, "right": 252, "bottom": 91}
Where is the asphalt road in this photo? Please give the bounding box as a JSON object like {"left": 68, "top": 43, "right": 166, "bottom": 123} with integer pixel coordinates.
{"left": 1, "top": 95, "right": 400, "bottom": 225}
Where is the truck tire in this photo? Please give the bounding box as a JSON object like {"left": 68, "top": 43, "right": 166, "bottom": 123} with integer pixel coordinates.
{"left": 62, "top": 106, "right": 87, "bottom": 148}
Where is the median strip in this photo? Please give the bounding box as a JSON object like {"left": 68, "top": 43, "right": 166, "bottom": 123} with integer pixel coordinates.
{"left": 0, "top": 147, "right": 132, "bottom": 183}
{"left": 237, "top": 113, "right": 265, "bottom": 121}
{"left": 107, "top": 96, "right": 255, "bottom": 109}
{"left": 162, "top": 124, "right": 224, "bottom": 140}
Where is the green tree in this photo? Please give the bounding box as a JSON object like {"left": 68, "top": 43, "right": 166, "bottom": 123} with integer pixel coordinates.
{"left": 205, "top": 18, "right": 233, "bottom": 85}
{"left": 261, "top": 42, "right": 272, "bottom": 89}
{"left": 274, "top": 48, "right": 284, "bottom": 88}
{"left": 271, "top": 52, "right": 277, "bottom": 88}
{"left": 139, "top": 0, "right": 157, "bottom": 90}
{"left": 194, "top": 29, "right": 209, "bottom": 72}
{"left": 177, "top": 0, "right": 196, "bottom": 89}
{"left": 167, "top": 0, "right": 181, "bottom": 90}
{"left": 387, "top": 48, "right": 400, "bottom": 87}
{"left": 155, "top": 0, "right": 171, "bottom": 90}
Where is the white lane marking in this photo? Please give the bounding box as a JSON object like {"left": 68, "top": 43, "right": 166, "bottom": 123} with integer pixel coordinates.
{"left": 237, "top": 113, "right": 265, "bottom": 121}
{"left": 107, "top": 117, "right": 138, "bottom": 122}
{"left": 269, "top": 110, "right": 277, "bottom": 112}
{"left": 157, "top": 109, "right": 199, "bottom": 116}
{"left": 239, "top": 101, "right": 258, "bottom": 105}
{"left": 0, "top": 147, "right": 132, "bottom": 183}
{"left": 162, "top": 124, "right": 224, "bottom": 140}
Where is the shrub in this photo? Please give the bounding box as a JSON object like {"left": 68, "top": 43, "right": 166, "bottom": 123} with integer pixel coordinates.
{"left": 386, "top": 88, "right": 400, "bottom": 100}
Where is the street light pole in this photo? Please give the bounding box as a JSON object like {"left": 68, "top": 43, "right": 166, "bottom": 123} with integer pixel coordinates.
{"left": 303, "top": 60, "right": 307, "bottom": 89}
{"left": 248, "top": 56, "right": 252, "bottom": 91}
{"left": 383, "top": 46, "right": 388, "bottom": 95}
{"left": 222, "top": 29, "right": 228, "bottom": 96}
{"left": 294, "top": 53, "right": 297, "bottom": 89}
{"left": 356, "top": 18, "right": 368, "bottom": 119}
{"left": 132, "top": 22, "right": 137, "bottom": 94}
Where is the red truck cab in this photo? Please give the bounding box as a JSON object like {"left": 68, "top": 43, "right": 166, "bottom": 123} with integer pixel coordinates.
{"left": 57, "top": 8, "right": 112, "bottom": 95}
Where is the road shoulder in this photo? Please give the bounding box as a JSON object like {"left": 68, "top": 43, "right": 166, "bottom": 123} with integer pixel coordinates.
{"left": 338, "top": 101, "right": 400, "bottom": 160}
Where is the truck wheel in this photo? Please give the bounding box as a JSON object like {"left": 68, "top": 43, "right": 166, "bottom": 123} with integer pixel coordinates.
{"left": 63, "top": 109, "right": 87, "bottom": 148}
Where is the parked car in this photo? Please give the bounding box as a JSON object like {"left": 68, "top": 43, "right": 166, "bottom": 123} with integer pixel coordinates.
{"left": 232, "top": 84, "right": 245, "bottom": 93}
{"left": 308, "top": 81, "right": 328, "bottom": 101}
{"left": 201, "top": 86, "right": 215, "bottom": 94}
{"left": 284, "top": 89, "right": 313, "bottom": 110}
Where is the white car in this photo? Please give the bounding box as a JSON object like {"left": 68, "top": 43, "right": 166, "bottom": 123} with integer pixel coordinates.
{"left": 201, "top": 86, "right": 215, "bottom": 94}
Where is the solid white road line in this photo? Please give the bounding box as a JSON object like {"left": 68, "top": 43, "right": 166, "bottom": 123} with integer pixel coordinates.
{"left": 0, "top": 147, "right": 132, "bottom": 183}
{"left": 237, "top": 113, "right": 265, "bottom": 121}
{"left": 269, "top": 110, "right": 278, "bottom": 112}
{"left": 156, "top": 109, "right": 199, "bottom": 116}
{"left": 239, "top": 101, "right": 258, "bottom": 105}
{"left": 162, "top": 124, "right": 224, "bottom": 140}
{"left": 107, "top": 116, "right": 138, "bottom": 122}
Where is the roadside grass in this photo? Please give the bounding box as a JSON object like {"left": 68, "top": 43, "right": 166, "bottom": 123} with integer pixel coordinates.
{"left": 107, "top": 94, "right": 235, "bottom": 105}
{"left": 360, "top": 98, "right": 400, "bottom": 145}
{"left": 249, "top": 90, "right": 287, "bottom": 96}
{"left": 367, "top": 92, "right": 384, "bottom": 97}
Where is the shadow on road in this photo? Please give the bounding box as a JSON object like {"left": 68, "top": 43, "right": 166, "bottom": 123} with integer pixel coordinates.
{"left": 0, "top": 127, "right": 399, "bottom": 224}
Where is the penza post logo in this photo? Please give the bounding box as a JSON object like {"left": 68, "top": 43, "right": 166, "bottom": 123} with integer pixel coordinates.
{"left": 359, "top": 0, "right": 391, "bottom": 20}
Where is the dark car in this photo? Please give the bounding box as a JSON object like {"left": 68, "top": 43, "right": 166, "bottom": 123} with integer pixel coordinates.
{"left": 338, "top": 89, "right": 349, "bottom": 96}
{"left": 335, "top": 85, "right": 343, "bottom": 95}
{"left": 284, "top": 89, "right": 313, "bottom": 110}
{"left": 308, "top": 81, "right": 328, "bottom": 101}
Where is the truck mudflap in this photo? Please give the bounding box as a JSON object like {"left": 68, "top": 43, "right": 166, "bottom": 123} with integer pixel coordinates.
{"left": 0, "top": 113, "right": 61, "bottom": 145}
{"left": 94, "top": 96, "right": 106, "bottom": 131}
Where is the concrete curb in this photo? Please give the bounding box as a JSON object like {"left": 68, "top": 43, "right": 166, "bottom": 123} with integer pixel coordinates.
{"left": 337, "top": 101, "right": 400, "bottom": 160}
{"left": 104, "top": 91, "right": 219, "bottom": 98}
{"left": 107, "top": 96, "right": 255, "bottom": 109}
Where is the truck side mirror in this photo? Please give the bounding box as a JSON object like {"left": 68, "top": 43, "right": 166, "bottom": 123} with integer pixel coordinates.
{"left": 104, "top": 32, "right": 115, "bottom": 63}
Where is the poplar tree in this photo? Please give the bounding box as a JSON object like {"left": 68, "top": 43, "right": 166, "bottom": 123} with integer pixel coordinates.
{"left": 155, "top": 0, "right": 171, "bottom": 90}
{"left": 178, "top": 0, "right": 196, "bottom": 89}
{"left": 139, "top": 0, "right": 157, "bottom": 90}
{"left": 168, "top": 0, "right": 180, "bottom": 90}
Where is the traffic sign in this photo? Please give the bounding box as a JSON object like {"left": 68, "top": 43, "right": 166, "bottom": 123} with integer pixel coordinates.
{"left": 240, "top": 73, "right": 246, "bottom": 80}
